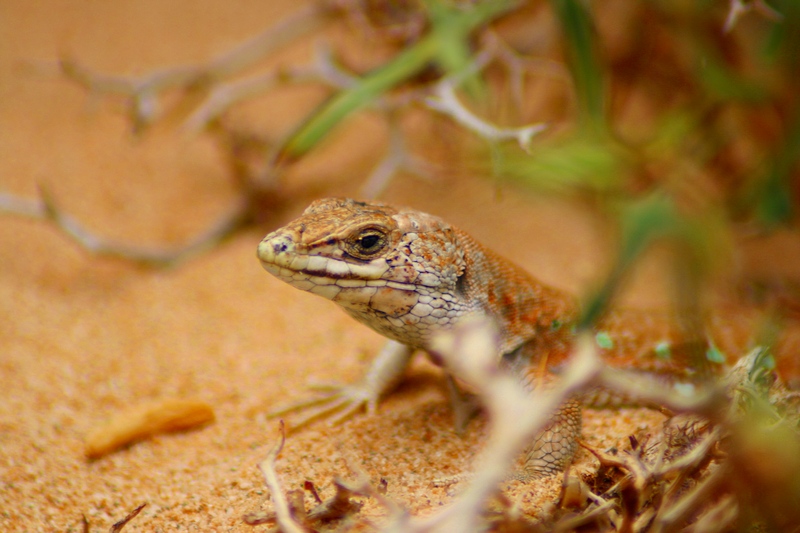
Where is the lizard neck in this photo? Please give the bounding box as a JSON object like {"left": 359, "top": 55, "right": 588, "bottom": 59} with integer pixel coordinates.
{"left": 454, "top": 228, "right": 579, "bottom": 359}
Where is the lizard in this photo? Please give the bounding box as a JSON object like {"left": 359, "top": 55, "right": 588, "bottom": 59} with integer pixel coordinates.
{"left": 255, "top": 197, "right": 780, "bottom": 477}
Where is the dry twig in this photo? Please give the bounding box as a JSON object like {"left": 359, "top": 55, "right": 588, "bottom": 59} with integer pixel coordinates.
{"left": 252, "top": 421, "right": 306, "bottom": 533}
{"left": 0, "top": 187, "right": 248, "bottom": 265}
{"left": 423, "top": 50, "right": 548, "bottom": 153}
{"left": 60, "top": 4, "right": 330, "bottom": 132}
{"left": 244, "top": 420, "right": 368, "bottom": 530}
{"left": 724, "top": 0, "right": 783, "bottom": 32}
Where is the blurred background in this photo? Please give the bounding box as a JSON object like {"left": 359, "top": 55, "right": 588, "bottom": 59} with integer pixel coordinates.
{"left": 2, "top": 1, "right": 799, "bottom": 530}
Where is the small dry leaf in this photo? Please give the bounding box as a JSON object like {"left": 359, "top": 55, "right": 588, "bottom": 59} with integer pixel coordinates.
{"left": 81, "top": 503, "right": 147, "bottom": 533}
{"left": 306, "top": 479, "right": 362, "bottom": 523}
{"left": 110, "top": 503, "right": 147, "bottom": 533}
{"left": 85, "top": 398, "right": 215, "bottom": 459}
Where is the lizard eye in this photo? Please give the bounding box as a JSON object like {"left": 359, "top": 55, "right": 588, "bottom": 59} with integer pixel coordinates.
{"left": 346, "top": 228, "right": 388, "bottom": 259}
{"left": 359, "top": 234, "right": 381, "bottom": 249}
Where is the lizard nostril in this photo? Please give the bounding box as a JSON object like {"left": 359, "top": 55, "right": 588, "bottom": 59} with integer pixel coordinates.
{"left": 258, "top": 235, "right": 293, "bottom": 261}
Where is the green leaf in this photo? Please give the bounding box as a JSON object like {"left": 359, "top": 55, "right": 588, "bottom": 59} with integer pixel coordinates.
{"left": 705, "top": 343, "right": 726, "bottom": 364}
{"left": 580, "top": 193, "right": 709, "bottom": 329}
{"left": 595, "top": 331, "right": 614, "bottom": 349}
{"left": 276, "top": 36, "right": 440, "bottom": 164}
{"left": 501, "top": 137, "right": 625, "bottom": 193}
{"left": 550, "top": 0, "right": 606, "bottom": 135}
{"left": 696, "top": 52, "right": 767, "bottom": 103}
{"left": 654, "top": 341, "right": 672, "bottom": 360}
{"left": 276, "top": 0, "right": 516, "bottom": 163}
{"left": 617, "top": 194, "right": 679, "bottom": 266}
{"left": 754, "top": 110, "right": 800, "bottom": 227}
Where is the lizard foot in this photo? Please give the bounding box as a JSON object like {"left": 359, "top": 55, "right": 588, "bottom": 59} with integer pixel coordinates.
{"left": 266, "top": 382, "right": 380, "bottom": 429}
{"left": 267, "top": 340, "right": 414, "bottom": 429}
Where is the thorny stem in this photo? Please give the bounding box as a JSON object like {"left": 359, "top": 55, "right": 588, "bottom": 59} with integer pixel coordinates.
{"left": 254, "top": 321, "right": 763, "bottom": 532}
{"left": 245, "top": 329, "right": 784, "bottom": 531}
{"left": 275, "top": 0, "right": 519, "bottom": 163}
{"left": 14, "top": 3, "right": 567, "bottom": 263}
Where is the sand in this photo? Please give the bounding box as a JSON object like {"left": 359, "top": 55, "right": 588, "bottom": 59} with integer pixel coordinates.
{"left": 3, "top": 2, "right": 798, "bottom": 531}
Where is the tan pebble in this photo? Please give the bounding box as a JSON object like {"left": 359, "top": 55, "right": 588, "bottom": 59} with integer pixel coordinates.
{"left": 84, "top": 398, "right": 215, "bottom": 459}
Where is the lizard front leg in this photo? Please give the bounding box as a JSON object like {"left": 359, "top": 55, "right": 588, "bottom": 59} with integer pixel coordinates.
{"left": 268, "top": 340, "right": 413, "bottom": 427}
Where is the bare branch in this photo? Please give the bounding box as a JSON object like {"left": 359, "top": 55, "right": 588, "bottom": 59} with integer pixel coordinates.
{"left": 184, "top": 71, "right": 282, "bottom": 132}
{"left": 336, "top": 474, "right": 407, "bottom": 525}
{"left": 61, "top": 4, "right": 330, "bottom": 131}
{"left": 481, "top": 31, "right": 571, "bottom": 112}
{"left": 0, "top": 188, "right": 248, "bottom": 266}
{"left": 190, "top": 24, "right": 565, "bottom": 196}
{"left": 724, "top": 0, "right": 783, "bottom": 32}
{"left": 595, "top": 366, "right": 726, "bottom": 419}
{"left": 425, "top": 73, "right": 547, "bottom": 152}
{"left": 59, "top": 58, "right": 192, "bottom": 130}
{"left": 658, "top": 425, "right": 722, "bottom": 478}
{"left": 553, "top": 499, "right": 617, "bottom": 532}
{"left": 682, "top": 494, "right": 738, "bottom": 533}
{"left": 358, "top": 114, "right": 435, "bottom": 198}
{"left": 309, "top": 42, "right": 361, "bottom": 90}
{"left": 201, "top": 4, "right": 331, "bottom": 79}
{"left": 0, "top": 192, "right": 45, "bottom": 218}
{"left": 183, "top": 43, "right": 359, "bottom": 133}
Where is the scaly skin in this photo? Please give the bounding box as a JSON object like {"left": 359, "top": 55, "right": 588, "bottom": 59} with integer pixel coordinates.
{"left": 258, "top": 198, "right": 578, "bottom": 355}
{"left": 256, "top": 197, "right": 792, "bottom": 476}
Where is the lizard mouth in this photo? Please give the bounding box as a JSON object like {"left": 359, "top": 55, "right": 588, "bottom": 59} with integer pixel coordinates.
{"left": 259, "top": 256, "right": 414, "bottom": 290}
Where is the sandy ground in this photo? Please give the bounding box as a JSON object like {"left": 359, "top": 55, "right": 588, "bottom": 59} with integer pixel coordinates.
{"left": 2, "top": 2, "right": 799, "bottom": 532}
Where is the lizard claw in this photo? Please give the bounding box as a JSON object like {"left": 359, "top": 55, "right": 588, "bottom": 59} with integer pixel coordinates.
{"left": 266, "top": 340, "right": 413, "bottom": 430}
{"left": 266, "top": 382, "right": 380, "bottom": 429}
{"left": 308, "top": 381, "right": 380, "bottom": 416}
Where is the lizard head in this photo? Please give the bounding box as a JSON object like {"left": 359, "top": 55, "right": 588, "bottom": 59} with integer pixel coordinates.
{"left": 257, "top": 198, "right": 469, "bottom": 347}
